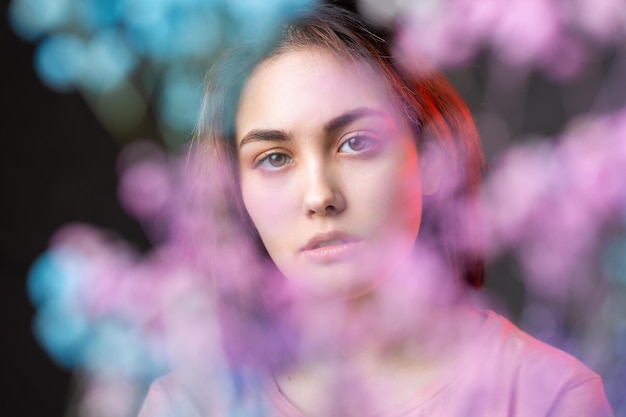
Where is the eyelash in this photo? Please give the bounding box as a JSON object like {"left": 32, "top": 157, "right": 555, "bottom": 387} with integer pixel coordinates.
{"left": 251, "top": 132, "right": 382, "bottom": 172}
{"left": 337, "top": 132, "right": 381, "bottom": 155}
{"left": 253, "top": 151, "right": 293, "bottom": 172}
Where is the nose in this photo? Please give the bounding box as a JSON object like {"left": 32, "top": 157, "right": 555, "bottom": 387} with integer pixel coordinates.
{"left": 301, "top": 163, "right": 345, "bottom": 217}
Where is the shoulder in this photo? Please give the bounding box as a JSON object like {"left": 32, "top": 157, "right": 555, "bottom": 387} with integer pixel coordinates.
{"left": 471, "top": 310, "right": 613, "bottom": 416}
{"left": 482, "top": 312, "right": 597, "bottom": 383}
{"left": 137, "top": 369, "right": 274, "bottom": 417}
{"left": 138, "top": 373, "right": 204, "bottom": 417}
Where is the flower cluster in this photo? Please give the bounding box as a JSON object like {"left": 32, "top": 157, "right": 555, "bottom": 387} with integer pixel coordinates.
{"left": 9, "top": 0, "right": 314, "bottom": 147}
{"left": 359, "top": 0, "right": 626, "bottom": 78}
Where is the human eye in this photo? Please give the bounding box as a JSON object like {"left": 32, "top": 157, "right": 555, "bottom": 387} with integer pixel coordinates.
{"left": 253, "top": 151, "right": 293, "bottom": 171}
{"left": 338, "top": 132, "right": 382, "bottom": 155}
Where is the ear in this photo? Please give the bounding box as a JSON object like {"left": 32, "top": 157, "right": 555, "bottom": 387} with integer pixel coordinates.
{"left": 419, "top": 143, "right": 446, "bottom": 196}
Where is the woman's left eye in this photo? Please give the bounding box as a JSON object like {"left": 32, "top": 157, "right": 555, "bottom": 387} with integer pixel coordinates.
{"left": 338, "top": 134, "right": 378, "bottom": 154}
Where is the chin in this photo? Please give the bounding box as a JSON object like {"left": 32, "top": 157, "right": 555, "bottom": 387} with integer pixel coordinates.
{"left": 281, "top": 264, "right": 388, "bottom": 301}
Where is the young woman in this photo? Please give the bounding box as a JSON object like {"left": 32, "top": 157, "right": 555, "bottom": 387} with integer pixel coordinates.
{"left": 139, "top": 4, "right": 613, "bottom": 416}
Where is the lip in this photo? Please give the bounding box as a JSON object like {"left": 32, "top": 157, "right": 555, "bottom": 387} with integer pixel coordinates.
{"left": 301, "top": 231, "right": 361, "bottom": 262}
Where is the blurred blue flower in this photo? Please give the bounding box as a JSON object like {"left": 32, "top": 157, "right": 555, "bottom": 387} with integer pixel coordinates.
{"left": 158, "top": 66, "right": 205, "bottom": 134}
{"left": 28, "top": 249, "right": 90, "bottom": 367}
{"left": 33, "top": 302, "right": 90, "bottom": 368}
{"left": 10, "top": 0, "right": 317, "bottom": 145}
{"left": 79, "top": 29, "right": 137, "bottom": 91}
{"left": 603, "top": 236, "right": 626, "bottom": 287}
{"left": 9, "top": 0, "right": 73, "bottom": 40}
{"left": 28, "top": 248, "right": 86, "bottom": 307}
{"left": 76, "top": 0, "right": 124, "bottom": 32}
{"left": 83, "top": 318, "right": 166, "bottom": 378}
{"left": 28, "top": 248, "right": 168, "bottom": 377}
{"left": 34, "top": 34, "right": 85, "bottom": 91}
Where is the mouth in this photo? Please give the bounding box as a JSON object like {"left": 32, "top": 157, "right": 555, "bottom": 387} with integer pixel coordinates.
{"left": 301, "top": 232, "right": 361, "bottom": 262}
{"left": 303, "top": 231, "right": 359, "bottom": 250}
{"left": 311, "top": 238, "right": 351, "bottom": 249}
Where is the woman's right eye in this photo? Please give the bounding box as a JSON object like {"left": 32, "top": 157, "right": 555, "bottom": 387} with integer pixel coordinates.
{"left": 254, "top": 152, "right": 293, "bottom": 171}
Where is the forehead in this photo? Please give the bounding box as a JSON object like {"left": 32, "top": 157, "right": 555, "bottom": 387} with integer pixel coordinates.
{"left": 235, "top": 48, "right": 396, "bottom": 138}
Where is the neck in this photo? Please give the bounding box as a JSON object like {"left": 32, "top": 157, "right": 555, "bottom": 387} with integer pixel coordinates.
{"left": 268, "top": 275, "right": 485, "bottom": 417}
{"left": 287, "top": 268, "right": 470, "bottom": 365}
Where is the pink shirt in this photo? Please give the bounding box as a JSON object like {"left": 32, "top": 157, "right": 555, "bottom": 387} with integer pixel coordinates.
{"left": 139, "top": 311, "right": 614, "bottom": 416}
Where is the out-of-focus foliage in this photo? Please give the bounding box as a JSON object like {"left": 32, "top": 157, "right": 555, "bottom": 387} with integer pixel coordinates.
{"left": 13, "top": 0, "right": 626, "bottom": 416}
{"left": 9, "top": 0, "right": 315, "bottom": 148}
{"left": 361, "top": 0, "right": 626, "bottom": 78}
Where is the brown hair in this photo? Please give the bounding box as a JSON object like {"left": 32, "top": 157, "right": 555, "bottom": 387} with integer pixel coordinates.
{"left": 192, "top": 3, "right": 486, "bottom": 294}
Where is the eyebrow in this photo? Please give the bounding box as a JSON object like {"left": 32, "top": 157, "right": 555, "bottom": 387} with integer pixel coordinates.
{"left": 238, "top": 107, "right": 389, "bottom": 148}
{"left": 238, "top": 129, "right": 289, "bottom": 147}
{"left": 323, "top": 107, "right": 388, "bottom": 133}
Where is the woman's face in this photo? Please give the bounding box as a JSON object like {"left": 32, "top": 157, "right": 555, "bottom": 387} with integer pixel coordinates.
{"left": 236, "top": 48, "right": 423, "bottom": 298}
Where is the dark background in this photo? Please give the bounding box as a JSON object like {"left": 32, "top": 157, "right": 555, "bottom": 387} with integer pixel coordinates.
{"left": 2, "top": 0, "right": 625, "bottom": 415}
{"left": 1, "top": 1, "right": 150, "bottom": 414}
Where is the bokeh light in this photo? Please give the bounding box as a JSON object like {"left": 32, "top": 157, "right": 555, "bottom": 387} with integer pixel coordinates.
{"left": 34, "top": 34, "right": 85, "bottom": 91}
{"left": 9, "top": 0, "right": 315, "bottom": 148}
{"left": 373, "top": 0, "right": 626, "bottom": 78}
{"left": 11, "top": 0, "right": 626, "bottom": 416}
{"left": 9, "top": 0, "right": 74, "bottom": 41}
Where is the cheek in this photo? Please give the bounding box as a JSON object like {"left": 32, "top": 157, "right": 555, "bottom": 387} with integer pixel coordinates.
{"left": 394, "top": 144, "right": 423, "bottom": 233}
{"left": 240, "top": 176, "right": 295, "bottom": 252}
{"left": 369, "top": 170, "right": 423, "bottom": 280}
{"left": 399, "top": 163, "right": 424, "bottom": 223}
{"left": 352, "top": 149, "right": 422, "bottom": 239}
{"left": 378, "top": 175, "right": 422, "bottom": 239}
